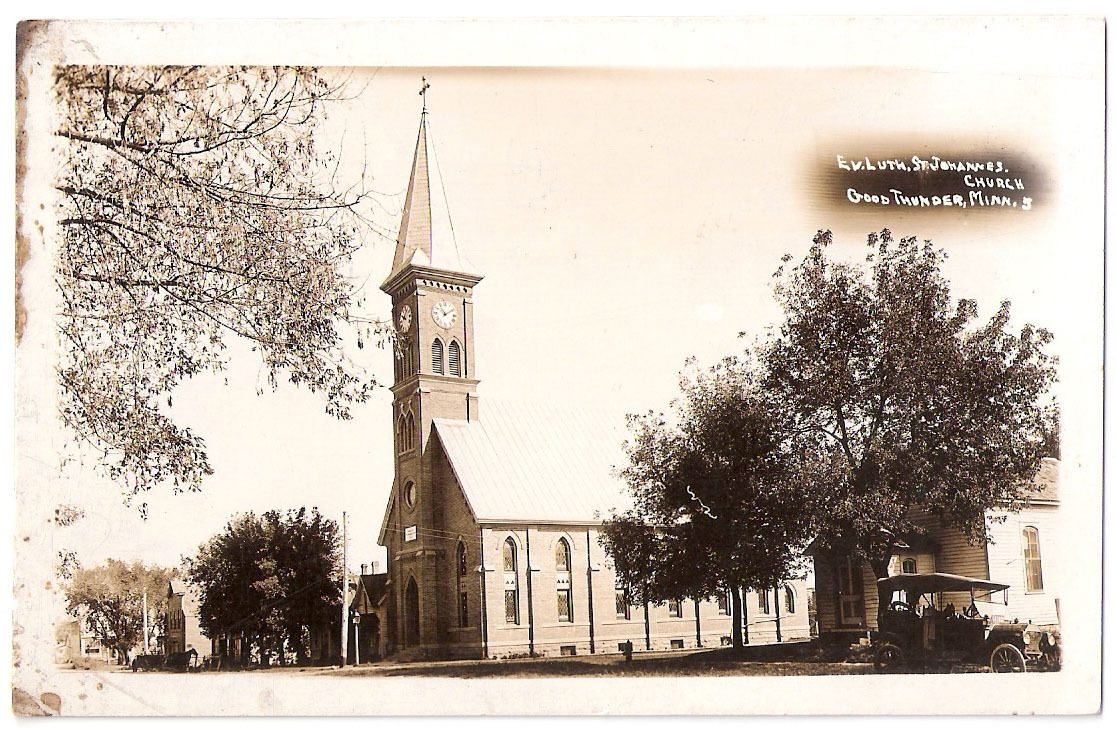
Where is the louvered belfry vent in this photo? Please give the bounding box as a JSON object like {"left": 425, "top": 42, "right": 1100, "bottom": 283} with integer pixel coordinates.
{"left": 431, "top": 338, "right": 445, "bottom": 374}
{"left": 448, "top": 340, "right": 462, "bottom": 377}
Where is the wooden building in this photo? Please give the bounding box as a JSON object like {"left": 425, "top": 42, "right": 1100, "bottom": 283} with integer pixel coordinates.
{"left": 811, "top": 458, "right": 1061, "bottom": 641}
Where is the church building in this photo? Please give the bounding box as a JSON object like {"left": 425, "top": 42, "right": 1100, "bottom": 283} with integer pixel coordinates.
{"left": 375, "top": 102, "right": 810, "bottom": 660}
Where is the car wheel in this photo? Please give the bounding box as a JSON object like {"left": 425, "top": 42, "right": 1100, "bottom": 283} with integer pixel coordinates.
{"left": 874, "top": 643, "right": 904, "bottom": 673}
{"left": 990, "top": 643, "right": 1027, "bottom": 673}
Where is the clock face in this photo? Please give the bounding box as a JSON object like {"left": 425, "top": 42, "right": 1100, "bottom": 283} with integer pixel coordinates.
{"left": 397, "top": 304, "right": 412, "bottom": 333}
{"left": 431, "top": 300, "right": 457, "bottom": 329}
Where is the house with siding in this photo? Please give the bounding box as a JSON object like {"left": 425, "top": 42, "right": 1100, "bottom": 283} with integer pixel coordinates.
{"left": 811, "top": 458, "right": 1060, "bottom": 641}
{"left": 372, "top": 106, "right": 810, "bottom": 660}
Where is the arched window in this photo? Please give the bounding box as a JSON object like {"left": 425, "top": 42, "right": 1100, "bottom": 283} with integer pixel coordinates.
{"left": 901, "top": 558, "right": 917, "bottom": 574}
{"left": 555, "top": 539, "right": 573, "bottom": 622}
{"left": 1022, "top": 526, "right": 1044, "bottom": 592}
{"left": 668, "top": 599, "right": 683, "bottom": 618}
{"left": 502, "top": 538, "right": 519, "bottom": 624}
{"left": 431, "top": 338, "right": 444, "bottom": 375}
{"left": 759, "top": 589, "right": 770, "bottom": 615}
{"left": 784, "top": 585, "right": 795, "bottom": 614}
{"left": 399, "top": 410, "right": 415, "bottom": 452}
{"left": 456, "top": 542, "right": 468, "bottom": 627}
{"left": 448, "top": 340, "right": 462, "bottom": 377}
{"left": 717, "top": 592, "right": 730, "bottom": 615}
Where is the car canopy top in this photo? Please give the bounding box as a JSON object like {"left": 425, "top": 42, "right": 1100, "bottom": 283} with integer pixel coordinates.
{"left": 877, "top": 572, "right": 1010, "bottom": 597}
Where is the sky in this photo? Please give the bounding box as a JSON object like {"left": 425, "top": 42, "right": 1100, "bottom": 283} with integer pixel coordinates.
{"left": 44, "top": 57, "right": 1101, "bottom": 580}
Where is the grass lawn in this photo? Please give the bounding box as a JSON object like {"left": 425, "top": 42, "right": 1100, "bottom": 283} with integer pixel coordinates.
{"left": 311, "top": 643, "right": 874, "bottom": 678}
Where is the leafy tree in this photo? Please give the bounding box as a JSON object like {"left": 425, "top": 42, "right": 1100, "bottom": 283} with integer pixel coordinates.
{"left": 1040, "top": 404, "right": 1061, "bottom": 460}
{"left": 54, "top": 66, "right": 389, "bottom": 508}
{"left": 763, "top": 229, "right": 1057, "bottom": 607}
{"left": 63, "top": 559, "right": 173, "bottom": 664}
{"left": 270, "top": 507, "right": 344, "bottom": 664}
{"left": 601, "top": 357, "right": 815, "bottom": 651}
{"left": 184, "top": 507, "right": 341, "bottom": 666}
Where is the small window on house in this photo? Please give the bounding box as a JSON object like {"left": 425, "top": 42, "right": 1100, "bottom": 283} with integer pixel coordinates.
{"left": 668, "top": 599, "right": 683, "bottom": 618}
{"left": 902, "top": 558, "right": 917, "bottom": 574}
{"left": 717, "top": 593, "right": 729, "bottom": 615}
{"left": 1023, "top": 526, "right": 1043, "bottom": 593}
{"left": 448, "top": 340, "right": 462, "bottom": 377}
{"left": 431, "top": 338, "right": 444, "bottom": 375}
{"left": 759, "top": 589, "right": 770, "bottom": 615}
{"left": 784, "top": 585, "right": 795, "bottom": 614}
{"left": 615, "top": 588, "right": 631, "bottom": 620}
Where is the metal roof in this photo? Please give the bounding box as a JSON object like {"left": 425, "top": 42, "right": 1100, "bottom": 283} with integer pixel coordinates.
{"left": 432, "top": 398, "right": 634, "bottom": 524}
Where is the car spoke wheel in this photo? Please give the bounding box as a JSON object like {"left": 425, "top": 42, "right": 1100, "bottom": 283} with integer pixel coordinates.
{"left": 874, "top": 643, "right": 904, "bottom": 673}
{"left": 990, "top": 643, "right": 1027, "bottom": 673}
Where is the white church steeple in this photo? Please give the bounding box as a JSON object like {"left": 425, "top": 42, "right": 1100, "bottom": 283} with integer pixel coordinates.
{"left": 384, "top": 80, "right": 476, "bottom": 286}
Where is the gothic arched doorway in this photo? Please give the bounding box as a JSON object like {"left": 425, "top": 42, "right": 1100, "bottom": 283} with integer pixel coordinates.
{"left": 404, "top": 577, "right": 420, "bottom": 648}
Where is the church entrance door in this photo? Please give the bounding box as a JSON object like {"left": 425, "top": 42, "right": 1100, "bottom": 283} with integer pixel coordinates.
{"left": 404, "top": 578, "right": 420, "bottom": 647}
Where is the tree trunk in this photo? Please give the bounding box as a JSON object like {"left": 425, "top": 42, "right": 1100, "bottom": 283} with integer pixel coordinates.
{"left": 870, "top": 555, "right": 893, "bottom": 631}
{"left": 730, "top": 586, "right": 744, "bottom": 653}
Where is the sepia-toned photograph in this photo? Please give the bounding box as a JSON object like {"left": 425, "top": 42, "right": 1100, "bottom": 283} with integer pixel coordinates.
{"left": 11, "top": 16, "right": 1104, "bottom": 716}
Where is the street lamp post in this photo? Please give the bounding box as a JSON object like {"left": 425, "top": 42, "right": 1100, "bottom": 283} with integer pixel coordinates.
{"left": 353, "top": 612, "right": 361, "bottom": 666}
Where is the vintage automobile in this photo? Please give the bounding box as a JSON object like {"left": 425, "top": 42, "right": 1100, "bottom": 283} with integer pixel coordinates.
{"left": 131, "top": 648, "right": 199, "bottom": 673}
{"left": 872, "top": 572, "right": 1061, "bottom": 673}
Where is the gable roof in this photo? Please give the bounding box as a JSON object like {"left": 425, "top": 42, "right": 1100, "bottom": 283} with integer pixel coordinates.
{"left": 432, "top": 398, "right": 634, "bottom": 525}
{"left": 1022, "top": 457, "right": 1059, "bottom": 503}
{"left": 352, "top": 573, "right": 389, "bottom": 612}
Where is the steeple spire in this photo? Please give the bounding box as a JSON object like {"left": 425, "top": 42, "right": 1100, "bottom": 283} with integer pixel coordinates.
{"left": 384, "top": 81, "right": 475, "bottom": 285}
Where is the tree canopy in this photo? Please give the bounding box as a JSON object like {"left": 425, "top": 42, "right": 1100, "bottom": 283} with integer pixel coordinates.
{"left": 184, "top": 507, "right": 341, "bottom": 665}
{"left": 763, "top": 229, "right": 1057, "bottom": 583}
{"left": 601, "top": 356, "right": 815, "bottom": 649}
{"left": 63, "top": 559, "right": 174, "bottom": 664}
{"left": 55, "top": 66, "right": 389, "bottom": 508}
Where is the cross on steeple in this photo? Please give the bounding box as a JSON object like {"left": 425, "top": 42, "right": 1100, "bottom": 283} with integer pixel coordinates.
{"left": 420, "top": 77, "right": 430, "bottom": 113}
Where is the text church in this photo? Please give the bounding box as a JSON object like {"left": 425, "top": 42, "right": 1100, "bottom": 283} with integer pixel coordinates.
{"left": 367, "top": 100, "right": 810, "bottom": 660}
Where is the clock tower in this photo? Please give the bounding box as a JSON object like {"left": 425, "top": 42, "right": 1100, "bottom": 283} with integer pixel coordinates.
{"left": 379, "top": 102, "right": 482, "bottom": 654}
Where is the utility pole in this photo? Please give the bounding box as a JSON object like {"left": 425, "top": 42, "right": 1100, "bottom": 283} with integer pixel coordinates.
{"left": 142, "top": 590, "right": 149, "bottom": 655}
{"left": 341, "top": 511, "right": 349, "bottom": 666}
